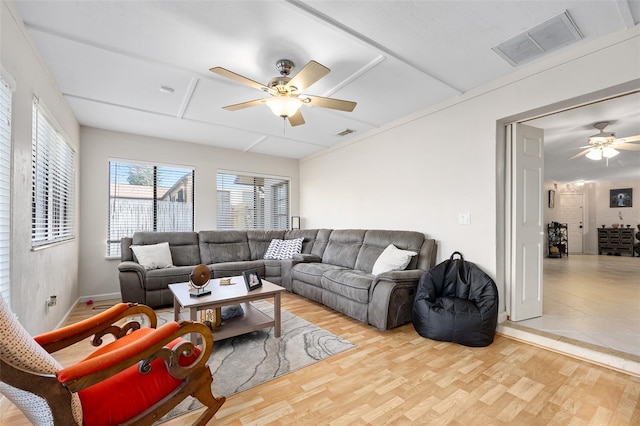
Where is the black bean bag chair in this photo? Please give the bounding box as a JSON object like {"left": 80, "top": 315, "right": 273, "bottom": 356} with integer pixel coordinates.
{"left": 412, "top": 252, "right": 498, "bottom": 347}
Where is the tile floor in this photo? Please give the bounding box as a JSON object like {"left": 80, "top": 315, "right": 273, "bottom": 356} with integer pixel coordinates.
{"left": 514, "top": 254, "right": 640, "bottom": 357}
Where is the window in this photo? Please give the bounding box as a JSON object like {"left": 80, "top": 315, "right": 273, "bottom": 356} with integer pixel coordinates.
{"left": 0, "top": 76, "right": 12, "bottom": 304}
{"left": 31, "top": 100, "right": 75, "bottom": 248}
{"left": 107, "top": 161, "right": 194, "bottom": 257}
{"left": 217, "top": 171, "right": 289, "bottom": 230}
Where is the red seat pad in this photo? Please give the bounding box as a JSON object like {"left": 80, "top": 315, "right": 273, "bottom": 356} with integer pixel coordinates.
{"left": 78, "top": 331, "right": 200, "bottom": 426}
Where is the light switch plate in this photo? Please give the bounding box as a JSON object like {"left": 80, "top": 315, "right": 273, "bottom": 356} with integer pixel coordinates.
{"left": 458, "top": 213, "right": 471, "bottom": 225}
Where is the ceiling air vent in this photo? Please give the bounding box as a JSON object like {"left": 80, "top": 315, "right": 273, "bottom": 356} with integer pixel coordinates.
{"left": 492, "top": 10, "right": 583, "bottom": 66}
{"left": 336, "top": 128, "right": 355, "bottom": 136}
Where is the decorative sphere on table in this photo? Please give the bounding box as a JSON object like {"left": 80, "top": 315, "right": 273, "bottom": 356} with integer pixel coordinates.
{"left": 189, "top": 264, "right": 211, "bottom": 297}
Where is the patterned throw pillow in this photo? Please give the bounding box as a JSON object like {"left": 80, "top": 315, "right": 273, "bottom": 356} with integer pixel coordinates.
{"left": 278, "top": 238, "right": 304, "bottom": 259}
{"left": 263, "top": 238, "right": 303, "bottom": 260}
{"left": 264, "top": 239, "right": 283, "bottom": 260}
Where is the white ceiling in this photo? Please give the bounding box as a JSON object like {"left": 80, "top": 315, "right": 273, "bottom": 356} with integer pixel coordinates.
{"left": 528, "top": 92, "right": 640, "bottom": 184}
{"left": 12, "top": 1, "right": 640, "bottom": 181}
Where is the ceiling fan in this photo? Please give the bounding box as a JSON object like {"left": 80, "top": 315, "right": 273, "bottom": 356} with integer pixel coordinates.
{"left": 209, "top": 59, "right": 357, "bottom": 127}
{"left": 570, "top": 121, "right": 640, "bottom": 161}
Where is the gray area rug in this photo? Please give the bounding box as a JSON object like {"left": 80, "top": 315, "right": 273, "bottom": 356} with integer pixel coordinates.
{"left": 149, "top": 300, "right": 355, "bottom": 422}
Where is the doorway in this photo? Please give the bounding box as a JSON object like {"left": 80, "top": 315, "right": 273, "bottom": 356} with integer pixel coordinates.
{"left": 499, "top": 80, "right": 640, "bottom": 364}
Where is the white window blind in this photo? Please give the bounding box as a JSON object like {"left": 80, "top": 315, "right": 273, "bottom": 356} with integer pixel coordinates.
{"left": 108, "top": 161, "right": 194, "bottom": 257}
{"left": 217, "top": 172, "right": 289, "bottom": 230}
{"left": 0, "top": 76, "right": 12, "bottom": 304}
{"left": 31, "top": 101, "right": 75, "bottom": 247}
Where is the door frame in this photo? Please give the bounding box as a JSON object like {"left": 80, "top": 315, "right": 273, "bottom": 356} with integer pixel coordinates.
{"left": 497, "top": 80, "right": 639, "bottom": 321}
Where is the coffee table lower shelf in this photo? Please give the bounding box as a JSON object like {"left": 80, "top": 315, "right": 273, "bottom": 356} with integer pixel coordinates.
{"left": 208, "top": 302, "right": 273, "bottom": 341}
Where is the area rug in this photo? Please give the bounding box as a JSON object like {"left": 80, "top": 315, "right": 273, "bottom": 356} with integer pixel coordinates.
{"left": 145, "top": 300, "right": 355, "bottom": 422}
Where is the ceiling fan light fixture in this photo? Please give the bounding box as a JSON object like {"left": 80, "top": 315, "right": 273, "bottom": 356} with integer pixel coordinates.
{"left": 602, "top": 146, "right": 619, "bottom": 158}
{"left": 265, "top": 96, "right": 302, "bottom": 117}
{"left": 585, "top": 148, "right": 602, "bottom": 160}
{"left": 588, "top": 133, "right": 615, "bottom": 144}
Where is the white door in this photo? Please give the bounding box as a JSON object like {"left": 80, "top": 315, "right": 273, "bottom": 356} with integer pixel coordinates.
{"left": 559, "top": 193, "right": 584, "bottom": 254}
{"left": 509, "top": 123, "right": 544, "bottom": 321}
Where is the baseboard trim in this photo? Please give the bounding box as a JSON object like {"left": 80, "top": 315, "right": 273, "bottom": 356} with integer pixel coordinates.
{"left": 53, "top": 293, "right": 122, "bottom": 330}
{"left": 78, "top": 292, "right": 121, "bottom": 303}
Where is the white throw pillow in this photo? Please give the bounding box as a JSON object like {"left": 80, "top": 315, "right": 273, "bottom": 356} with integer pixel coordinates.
{"left": 130, "top": 242, "right": 174, "bottom": 270}
{"left": 372, "top": 244, "right": 417, "bottom": 275}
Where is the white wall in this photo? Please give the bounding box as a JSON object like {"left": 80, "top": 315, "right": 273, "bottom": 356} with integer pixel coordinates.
{"left": 594, "top": 179, "right": 640, "bottom": 230}
{"left": 78, "top": 127, "right": 299, "bottom": 298}
{"left": 1, "top": 1, "right": 80, "bottom": 334}
{"left": 299, "top": 26, "right": 640, "bottom": 316}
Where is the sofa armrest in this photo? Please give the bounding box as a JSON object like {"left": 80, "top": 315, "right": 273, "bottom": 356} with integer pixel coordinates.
{"left": 119, "top": 261, "right": 148, "bottom": 304}
{"left": 118, "top": 260, "right": 146, "bottom": 275}
{"left": 368, "top": 269, "right": 425, "bottom": 331}
{"left": 373, "top": 269, "right": 424, "bottom": 284}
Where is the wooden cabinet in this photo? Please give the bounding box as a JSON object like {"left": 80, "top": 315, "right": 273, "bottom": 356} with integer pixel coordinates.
{"left": 598, "top": 228, "right": 635, "bottom": 257}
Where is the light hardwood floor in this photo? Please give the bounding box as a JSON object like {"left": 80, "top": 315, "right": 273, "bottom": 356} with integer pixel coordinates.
{"left": 2, "top": 292, "right": 640, "bottom": 425}
{"left": 518, "top": 254, "right": 640, "bottom": 356}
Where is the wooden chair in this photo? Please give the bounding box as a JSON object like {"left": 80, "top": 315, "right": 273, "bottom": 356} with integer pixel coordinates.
{"left": 0, "top": 297, "right": 225, "bottom": 425}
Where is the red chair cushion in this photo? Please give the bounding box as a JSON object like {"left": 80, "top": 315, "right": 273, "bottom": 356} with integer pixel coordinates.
{"left": 77, "top": 329, "right": 200, "bottom": 426}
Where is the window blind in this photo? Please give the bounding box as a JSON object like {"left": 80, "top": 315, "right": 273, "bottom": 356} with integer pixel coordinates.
{"left": 107, "top": 161, "right": 194, "bottom": 257}
{"left": 31, "top": 101, "right": 75, "bottom": 247}
{"left": 0, "top": 77, "right": 11, "bottom": 304}
{"left": 217, "top": 172, "right": 289, "bottom": 230}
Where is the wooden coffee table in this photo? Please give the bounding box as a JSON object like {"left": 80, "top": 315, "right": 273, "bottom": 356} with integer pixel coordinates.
{"left": 169, "top": 277, "right": 285, "bottom": 342}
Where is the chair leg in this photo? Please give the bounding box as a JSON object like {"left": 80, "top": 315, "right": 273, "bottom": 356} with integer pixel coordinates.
{"left": 190, "top": 368, "right": 225, "bottom": 426}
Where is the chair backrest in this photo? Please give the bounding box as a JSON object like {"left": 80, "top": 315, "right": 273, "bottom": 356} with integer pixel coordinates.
{"left": 0, "top": 296, "right": 83, "bottom": 425}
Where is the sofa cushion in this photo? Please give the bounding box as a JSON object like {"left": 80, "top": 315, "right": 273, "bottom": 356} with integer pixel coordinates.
{"left": 321, "top": 269, "right": 373, "bottom": 304}
{"left": 210, "top": 260, "right": 265, "bottom": 278}
{"left": 322, "top": 229, "right": 366, "bottom": 269}
{"left": 247, "top": 230, "right": 286, "bottom": 260}
{"left": 145, "top": 266, "right": 194, "bottom": 291}
{"left": 355, "top": 230, "right": 425, "bottom": 273}
{"left": 371, "top": 244, "right": 417, "bottom": 275}
{"left": 131, "top": 242, "right": 174, "bottom": 270}
{"left": 284, "top": 229, "right": 319, "bottom": 254}
{"left": 199, "top": 230, "right": 251, "bottom": 264}
{"left": 131, "top": 232, "right": 201, "bottom": 266}
{"left": 292, "top": 262, "right": 346, "bottom": 287}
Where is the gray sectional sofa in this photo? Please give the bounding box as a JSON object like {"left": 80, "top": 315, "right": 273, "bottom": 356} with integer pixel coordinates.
{"left": 119, "top": 229, "right": 437, "bottom": 330}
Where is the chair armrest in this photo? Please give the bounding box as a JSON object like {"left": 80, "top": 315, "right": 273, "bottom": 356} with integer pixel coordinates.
{"left": 58, "top": 321, "right": 213, "bottom": 392}
{"left": 35, "top": 303, "right": 157, "bottom": 354}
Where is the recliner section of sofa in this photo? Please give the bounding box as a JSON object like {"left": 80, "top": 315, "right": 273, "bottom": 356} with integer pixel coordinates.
{"left": 118, "top": 228, "right": 437, "bottom": 330}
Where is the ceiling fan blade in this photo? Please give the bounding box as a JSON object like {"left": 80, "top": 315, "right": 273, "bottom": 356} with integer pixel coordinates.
{"left": 286, "top": 61, "right": 330, "bottom": 92}
{"left": 210, "top": 67, "right": 269, "bottom": 92}
{"left": 569, "top": 148, "right": 593, "bottom": 160}
{"left": 287, "top": 110, "right": 305, "bottom": 127}
{"left": 615, "top": 142, "right": 640, "bottom": 151}
{"left": 222, "top": 98, "right": 266, "bottom": 111}
{"left": 303, "top": 95, "right": 356, "bottom": 112}
{"left": 615, "top": 135, "right": 640, "bottom": 143}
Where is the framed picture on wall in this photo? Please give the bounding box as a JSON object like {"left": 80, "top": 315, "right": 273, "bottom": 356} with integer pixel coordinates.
{"left": 610, "top": 188, "right": 632, "bottom": 208}
{"left": 548, "top": 190, "right": 555, "bottom": 208}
